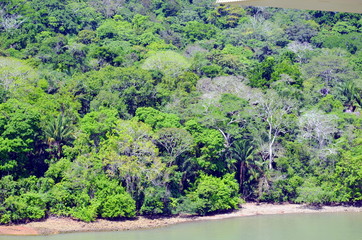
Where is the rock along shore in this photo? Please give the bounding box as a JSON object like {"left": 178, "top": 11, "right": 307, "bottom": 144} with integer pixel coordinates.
{"left": 0, "top": 203, "right": 360, "bottom": 236}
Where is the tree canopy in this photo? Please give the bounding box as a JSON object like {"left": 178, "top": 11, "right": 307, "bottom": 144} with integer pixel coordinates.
{"left": 0, "top": 0, "right": 361, "bottom": 224}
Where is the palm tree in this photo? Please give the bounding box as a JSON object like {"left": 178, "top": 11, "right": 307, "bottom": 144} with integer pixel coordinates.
{"left": 230, "top": 139, "right": 255, "bottom": 195}
{"left": 44, "top": 114, "right": 73, "bottom": 159}
{"left": 341, "top": 81, "right": 361, "bottom": 112}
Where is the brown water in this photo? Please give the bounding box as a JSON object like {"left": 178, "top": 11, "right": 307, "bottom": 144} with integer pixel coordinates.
{"left": 1, "top": 213, "right": 361, "bottom": 240}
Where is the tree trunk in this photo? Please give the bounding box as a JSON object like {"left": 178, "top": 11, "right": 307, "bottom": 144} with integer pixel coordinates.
{"left": 268, "top": 143, "right": 273, "bottom": 169}
{"left": 267, "top": 121, "right": 274, "bottom": 169}
{"left": 239, "top": 161, "right": 245, "bottom": 193}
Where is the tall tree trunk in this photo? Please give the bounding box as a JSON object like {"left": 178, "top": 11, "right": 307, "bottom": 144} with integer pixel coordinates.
{"left": 268, "top": 120, "right": 274, "bottom": 169}
{"left": 239, "top": 161, "right": 245, "bottom": 193}
{"left": 268, "top": 143, "right": 273, "bottom": 169}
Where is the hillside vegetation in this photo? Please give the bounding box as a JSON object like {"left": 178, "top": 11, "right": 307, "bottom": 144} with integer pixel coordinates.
{"left": 0, "top": 0, "right": 361, "bottom": 223}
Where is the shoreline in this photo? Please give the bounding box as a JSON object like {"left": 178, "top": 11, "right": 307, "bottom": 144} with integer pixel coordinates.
{"left": 0, "top": 203, "right": 360, "bottom": 236}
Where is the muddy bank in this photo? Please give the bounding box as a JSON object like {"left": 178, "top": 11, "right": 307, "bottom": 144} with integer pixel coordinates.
{"left": 0, "top": 203, "right": 360, "bottom": 236}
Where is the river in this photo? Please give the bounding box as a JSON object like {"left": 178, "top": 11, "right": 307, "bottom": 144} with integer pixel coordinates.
{"left": 1, "top": 213, "right": 361, "bottom": 240}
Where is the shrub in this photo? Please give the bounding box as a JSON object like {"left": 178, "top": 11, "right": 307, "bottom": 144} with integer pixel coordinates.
{"left": 3, "top": 192, "right": 47, "bottom": 223}
{"left": 182, "top": 173, "right": 240, "bottom": 215}
{"left": 295, "top": 178, "right": 334, "bottom": 205}
{"left": 140, "top": 187, "right": 168, "bottom": 215}
{"left": 99, "top": 193, "right": 136, "bottom": 218}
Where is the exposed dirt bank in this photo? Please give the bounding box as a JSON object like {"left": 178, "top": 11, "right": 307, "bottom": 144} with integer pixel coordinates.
{"left": 0, "top": 203, "right": 360, "bottom": 236}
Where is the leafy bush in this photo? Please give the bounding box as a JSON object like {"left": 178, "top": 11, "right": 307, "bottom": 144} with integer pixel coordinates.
{"left": 48, "top": 175, "right": 137, "bottom": 221}
{"left": 70, "top": 200, "right": 100, "bottom": 222}
{"left": 99, "top": 194, "right": 136, "bottom": 218}
{"left": 140, "top": 187, "right": 168, "bottom": 215}
{"left": 181, "top": 173, "right": 240, "bottom": 215}
{"left": 3, "top": 192, "right": 47, "bottom": 223}
{"left": 295, "top": 178, "right": 334, "bottom": 205}
{"left": 259, "top": 175, "right": 304, "bottom": 202}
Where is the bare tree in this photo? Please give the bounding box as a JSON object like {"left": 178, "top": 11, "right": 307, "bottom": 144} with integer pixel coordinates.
{"left": 287, "top": 41, "right": 314, "bottom": 63}
{"left": 0, "top": 2, "right": 25, "bottom": 32}
{"left": 196, "top": 75, "right": 262, "bottom": 102}
{"left": 254, "top": 91, "right": 295, "bottom": 169}
{"left": 0, "top": 14, "right": 24, "bottom": 31}
{"left": 298, "top": 110, "right": 338, "bottom": 149}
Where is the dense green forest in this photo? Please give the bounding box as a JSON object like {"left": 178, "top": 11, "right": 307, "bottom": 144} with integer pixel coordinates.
{"left": 0, "top": 0, "right": 361, "bottom": 223}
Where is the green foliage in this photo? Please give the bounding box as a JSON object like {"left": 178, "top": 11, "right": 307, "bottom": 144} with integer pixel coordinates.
{"left": 156, "top": 128, "right": 193, "bottom": 162}
{"left": 99, "top": 119, "right": 164, "bottom": 205}
{"left": 74, "top": 66, "right": 158, "bottom": 115}
{"left": 207, "top": 5, "right": 246, "bottom": 29}
{"left": 45, "top": 158, "right": 72, "bottom": 182}
{"left": 285, "top": 20, "right": 318, "bottom": 42}
{"left": 184, "top": 120, "right": 225, "bottom": 173}
{"left": 6, "top": 192, "right": 46, "bottom": 220}
{"left": 44, "top": 114, "right": 73, "bottom": 159}
{"left": 259, "top": 175, "right": 304, "bottom": 203}
{"left": 142, "top": 50, "right": 190, "bottom": 78}
{"left": 140, "top": 187, "right": 168, "bottom": 215}
{"left": 201, "top": 65, "right": 222, "bottom": 78}
{"left": 249, "top": 57, "right": 276, "bottom": 88}
{"left": 249, "top": 56, "right": 302, "bottom": 89}
{"left": 135, "top": 107, "right": 181, "bottom": 129}
{"left": 71, "top": 108, "right": 119, "bottom": 154}
{"left": 94, "top": 177, "right": 136, "bottom": 219}
{"left": 317, "top": 95, "right": 344, "bottom": 113}
{"left": 70, "top": 203, "right": 99, "bottom": 222}
{"left": 151, "top": 0, "right": 182, "bottom": 17}
{"left": 182, "top": 173, "right": 240, "bottom": 215}
{"left": 317, "top": 32, "right": 362, "bottom": 54}
{"left": 0, "top": 175, "right": 53, "bottom": 223}
{"left": 96, "top": 18, "right": 134, "bottom": 41}
{"left": 48, "top": 171, "right": 136, "bottom": 222}
{"left": 100, "top": 193, "right": 136, "bottom": 218}
{"left": 0, "top": 0, "right": 362, "bottom": 224}
{"left": 77, "top": 30, "right": 97, "bottom": 44}
{"left": 0, "top": 99, "right": 41, "bottom": 175}
{"left": 333, "top": 132, "right": 362, "bottom": 202}
{"left": 332, "top": 21, "right": 358, "bottom": 34}
{"left": 295, "top": 178, "right": 334, "bottom": 205}
{"left": 182, "top": 21, "right": 218, "bottom": 43}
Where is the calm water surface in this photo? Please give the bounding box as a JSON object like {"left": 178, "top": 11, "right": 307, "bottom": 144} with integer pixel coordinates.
{"left": 1, "top": 213, "right": 361, "bottom": 240}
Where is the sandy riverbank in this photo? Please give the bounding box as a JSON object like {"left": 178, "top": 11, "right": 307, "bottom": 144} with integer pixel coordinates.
{"left": 0, "top": 203, "right": 360, "bottom": 236}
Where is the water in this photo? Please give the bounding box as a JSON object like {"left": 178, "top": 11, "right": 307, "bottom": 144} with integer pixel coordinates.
{"left": 1, "top": 213, "right": 361, "bottom": 240}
